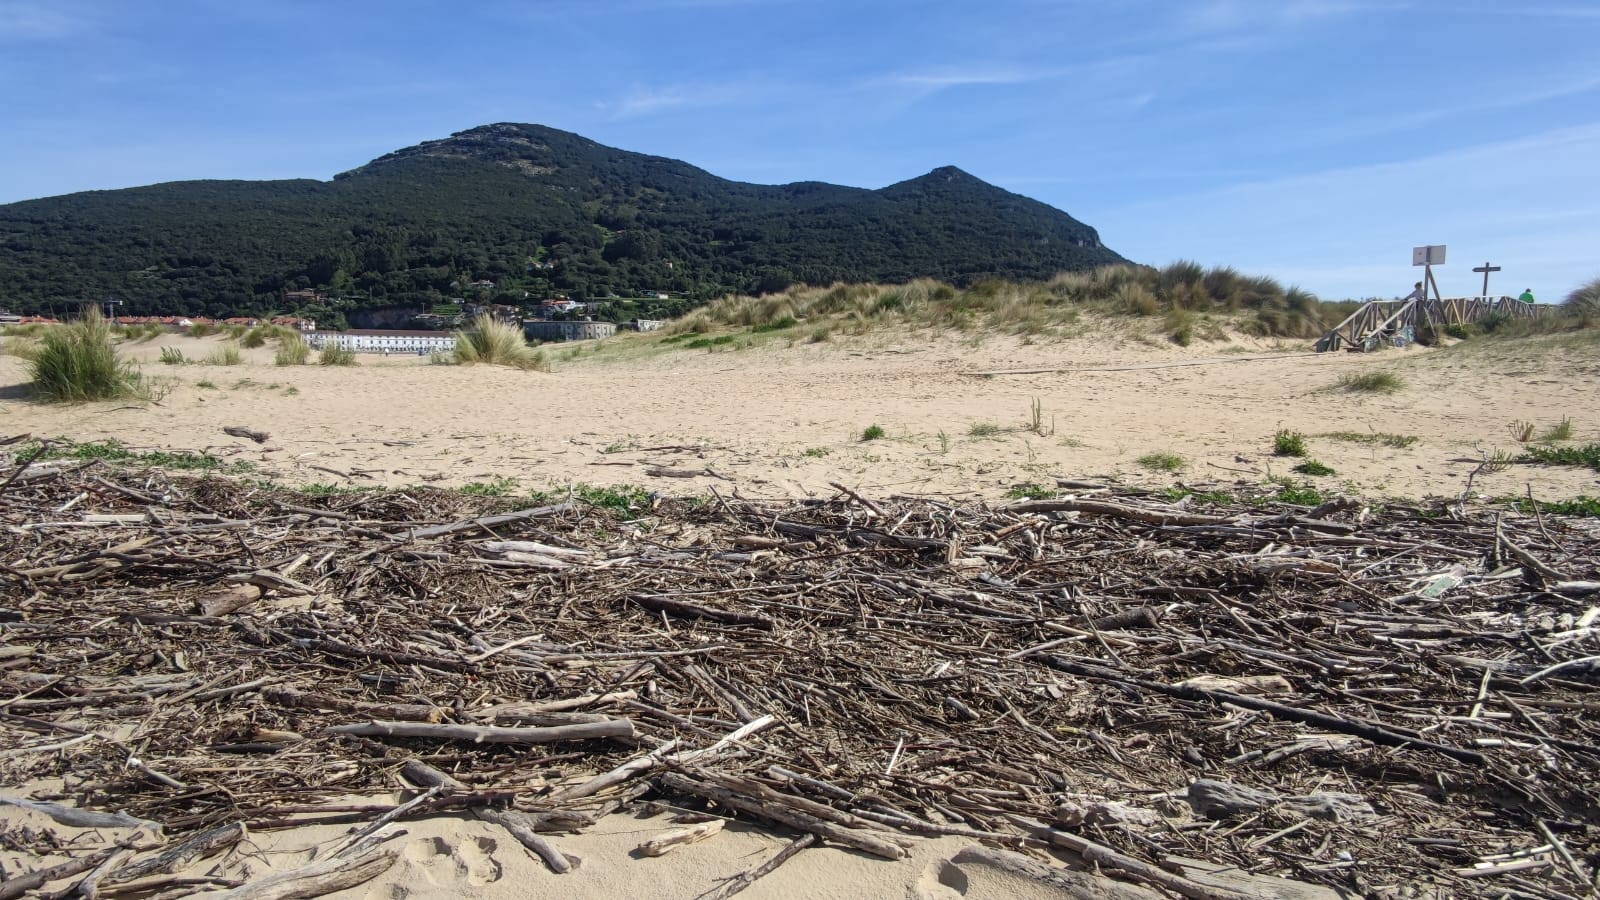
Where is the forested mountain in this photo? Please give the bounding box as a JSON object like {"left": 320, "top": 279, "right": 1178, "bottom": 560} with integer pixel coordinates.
{"left": 0, "top": 123, "right": 1126, "bottom": 322}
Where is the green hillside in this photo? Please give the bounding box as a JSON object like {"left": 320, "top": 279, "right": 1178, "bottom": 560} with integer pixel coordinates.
{"left": 0, "top": 123, "right": 1126, "bottom": 322}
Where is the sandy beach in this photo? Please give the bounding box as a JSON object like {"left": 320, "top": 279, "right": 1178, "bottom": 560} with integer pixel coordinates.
{"left": 4, "top": 322, "right": 1597, "bottom": 504}
{"left": 4, "top": 321, "right": 1598, "bottom": 898}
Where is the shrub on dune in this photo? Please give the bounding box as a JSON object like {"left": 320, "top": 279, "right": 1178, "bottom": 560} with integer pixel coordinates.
{"left": 28, "top": 307, "right": 149, "bottom": 402}
{"left": 454, "top": 315, "right": 548, "bottom": 370}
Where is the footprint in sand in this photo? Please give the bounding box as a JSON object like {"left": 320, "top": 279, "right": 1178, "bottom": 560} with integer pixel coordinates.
{"left": 458, "top": 836, "right": 503, "bottom": 886}
{"left": 399, "top": 835, "right": 503, "bottom": 888}
{"left": 911, "top": 858, "right": 968, "bottom": 900}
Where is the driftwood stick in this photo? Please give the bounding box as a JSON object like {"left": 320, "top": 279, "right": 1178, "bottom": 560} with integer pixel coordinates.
{"left": 829, "top": 481, "right": 886, "bottom": 517}
{"left": 0, "top": 851, "right": 114, "bottom": 900}
{"left": 702, "top": 833, "right": 816, "bottom": 900}
{"left": 0, "top": 797, "right": 160, "bottom": 832}
{"left": 263, "top": 686, "right": 442, "bottom": 723}
{"left": 104, "top": 822, "right": 244, "bottom": 885}
{"left": 1003, "top": 497, "right": 1229, "bottom": 526}
{"left": 203, "top": 845, "right": 398, "bottom": 900}
{"left": 57, "top": 847, "right": 131, "bottom": 900}
{"left": 1035, "top": 654, "right": 1486, "bottom": 765}
{"left": 475, "top": 808, "right": 580, "bottom": 874}
{"left": 548, "top": 740, "right": 681, "bottom": 802}
{"left": 400, "top": 760, "right": 593, "bottom": 837}
{"left": 659, "top": 772, "right": 905, "bottom": 860}
{"left": 630, "top": 594, "right": 776, "bottom": 630}
{"left": 407, "top": 502, "right": 575, "bottom": 540}
{"left": 949, "top": 845, "right": 1164, "bottom": 900}
{"left": 639, "top": 819, "right": 724, "bottom": 856}
{"left": 1005, "top": 816, "right": 1253, "bottom": 900}
{"left": 330, "top": 785, "right": 444, "bottom": 858}
{"left": 326, "top": 719, "right": 634, "bottom": 744}
{"left": 223, "top": 425, "right": 270, "bottom": 444}
{"left": 1520, "top": 655, "right": 1600, "bottom": 686}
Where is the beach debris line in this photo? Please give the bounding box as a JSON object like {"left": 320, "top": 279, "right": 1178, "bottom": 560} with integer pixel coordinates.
{"left": 0, "top": 458, "right": 1597, "bottom": 898}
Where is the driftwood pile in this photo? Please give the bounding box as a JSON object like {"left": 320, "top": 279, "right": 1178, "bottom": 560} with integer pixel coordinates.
{"left": 2, "top": 456, "right": 1599, "bottom": 898}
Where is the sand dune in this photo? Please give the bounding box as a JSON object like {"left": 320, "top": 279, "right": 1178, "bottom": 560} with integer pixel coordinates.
{"left": 4, "top": 324, "right": 1597, "bottom": 504}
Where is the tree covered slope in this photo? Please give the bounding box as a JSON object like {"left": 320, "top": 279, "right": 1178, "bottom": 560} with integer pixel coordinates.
{"left": 0, "top": 123, "right": 1126, "bottom": 318}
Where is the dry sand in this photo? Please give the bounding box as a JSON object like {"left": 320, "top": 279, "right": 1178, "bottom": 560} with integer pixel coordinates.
{"left": 8, "top": 321, "right": 1579, "bottom": 897}
{"left": 4, "top": 322, "right": 1598, "bottom": 504}
{"left": 0, "top": 797, "right": 1071, "bottom": 900}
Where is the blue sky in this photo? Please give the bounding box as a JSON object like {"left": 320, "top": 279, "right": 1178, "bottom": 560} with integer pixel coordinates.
{"left": 2, "top": 0, "right": 1596, "bottom": 301}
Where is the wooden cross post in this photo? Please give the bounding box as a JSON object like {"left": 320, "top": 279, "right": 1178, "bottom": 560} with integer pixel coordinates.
{"left": 1472, "top": 261, "right": 1500, "bottom": 299}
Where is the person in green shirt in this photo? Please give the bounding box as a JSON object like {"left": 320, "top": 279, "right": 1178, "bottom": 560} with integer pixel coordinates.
{"left": 1519, "top": 288, "right": 1535, "bottom": 303}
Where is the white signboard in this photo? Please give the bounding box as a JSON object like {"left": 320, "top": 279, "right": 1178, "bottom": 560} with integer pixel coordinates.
{"left": 1412, "top": 245, "right": 1446, "bottom": 266}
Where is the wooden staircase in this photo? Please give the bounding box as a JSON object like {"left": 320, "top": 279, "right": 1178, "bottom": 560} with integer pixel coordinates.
{"left": 1314, "top": 296, "right": 1547, "bottom": 352}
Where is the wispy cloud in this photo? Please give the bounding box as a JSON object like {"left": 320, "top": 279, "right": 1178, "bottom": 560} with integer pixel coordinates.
{"left": 0, "top": 0, "right": 92, "bottom": 40}
{"left": 600, "top": 83, "right": 751, "bottom": 119}
{"left": 1177, "top": 0, "right": 1374, "bottom": 33}
{"left": 874, "top": 66, "right": 1061, "bottom": 89}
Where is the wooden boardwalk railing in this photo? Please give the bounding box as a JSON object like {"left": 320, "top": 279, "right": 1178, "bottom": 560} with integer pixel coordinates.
{"left": 1314, "top": 296, "right": 1548, "bottom": 352}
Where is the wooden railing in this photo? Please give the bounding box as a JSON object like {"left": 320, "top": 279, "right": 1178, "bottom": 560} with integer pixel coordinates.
{"left": 1314, "top": 296, "right": 1548, "bottom": 352}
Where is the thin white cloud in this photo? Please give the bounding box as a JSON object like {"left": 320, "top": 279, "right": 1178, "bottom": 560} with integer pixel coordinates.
{"left": 876, "top": 66, "right": 1060, "bottom": 89}
{"left": 0, "top": 0, "right": 90, "bottom": 40}
{"left": 600, "top": 83, "right": 753, "bottom": 119}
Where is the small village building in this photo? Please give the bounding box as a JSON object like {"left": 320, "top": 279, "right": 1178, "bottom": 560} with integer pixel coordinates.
{"left": 525, "top": 320, "right": 616, "bottom": 342}
{"left": 308, "top": 329, "right": 456, "bottom": 354}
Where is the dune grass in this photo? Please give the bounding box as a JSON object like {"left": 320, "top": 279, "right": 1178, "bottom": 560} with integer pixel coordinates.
{"left": 204, "top": 343, "right": 244, "bottom": 366}
{"left": 662, "top": 263, "right": 1348, "bottom": 347}
{"left": 1136, "top": 452, "right": 1185, "bottom": 472}
{"left": 275, "top": 332, "right": 310, "bottom": 366}
{"left": 1332, "top": 372, "right": 1403, "bottom": 394}
{"left": 319, "top": 345, "right": 357, "bottom": 366}
{"left": 27, "top": 307, "right": 150, "bottom": 403}
{"left": 454, "top": 315, "right": 549, "bottom": 370}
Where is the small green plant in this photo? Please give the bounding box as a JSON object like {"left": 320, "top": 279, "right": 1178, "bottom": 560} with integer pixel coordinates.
{"left": 1272, "top": 428, "right": 1307, "bottom": 457}
{"left": 1005, "top": 482, "right": 1054, "bottom": 500}
{"left": 861, "top": 424, "right": 886, "bottom": 441}
{"left": 1511, "top": 495, "right": 1600, "bottom": 517}
{"left": 16, "top": 438, "right": 249, "bottom": 473}
{"left": 205, "top": 343, "right": 244, "bottom": 366}
{"left": 1333, "top": 372, "right": 1403, "bottom": 394}
{"left": 801, "top": 447, "right": 831, "bottom": 458}
{"left": 937, "top": 430, "right": 951, "bottom": 454}
{"left": 1520, "top": 443, "right": 1600, "bottom": 472}
{"left": 284, "top": 386, "right": 300, "bottom": 396}
{"left": 1270, "top": 477, "right": 1324, "bottom": 505}
{"left": 28, "top": 307, "right": 150, "bottom": 403}
{"left": 1136, "top": 452, "right": 1185, "bottom": 473}
{"left": 460, "top": 477, "right": 518, "bottom": 497}
{"left": 274, "top": 333, "right": 310, "bottom": 366}
{"left": 1292, "top": 459, "right": 1336, "bottom": 476}
{"left": 196, "top": 379, "right": 217, "bottom": 389}
{"left": 1508, "top": 420, "right": 1536, "bottom": 443}
{"left": 319, "top": 345, "right": 357, "bottom": 366}
{"left": 574, "top": 483, "right": 651, "bottom": 512}
{"left": 808, "top": 326, "right": 831, "bottom": 343}
{"left": 240, "top": 327, "right": 268, "bottom": 349}
{"left": 189, "top": 322, "right": 216, "bottom": 338}
{"left": 1161, "top": 487, "right": 1237, "bottom": 505}
{"left": 1319, "top": 430, "right": 1418, "bottom": 449}
{"left": 1540, "top": 417, "right": 1575, "bottom": 443}
{"left": 159, "top": 346, "right": 186, "bottom": 365}
{"left": 968, "top": 422, "right": 1006, "bottom": 438}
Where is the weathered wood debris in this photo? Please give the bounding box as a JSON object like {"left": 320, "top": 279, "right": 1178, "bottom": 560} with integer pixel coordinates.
{"left": 2, "top": 455, "right": 1599, "bottom": 898}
